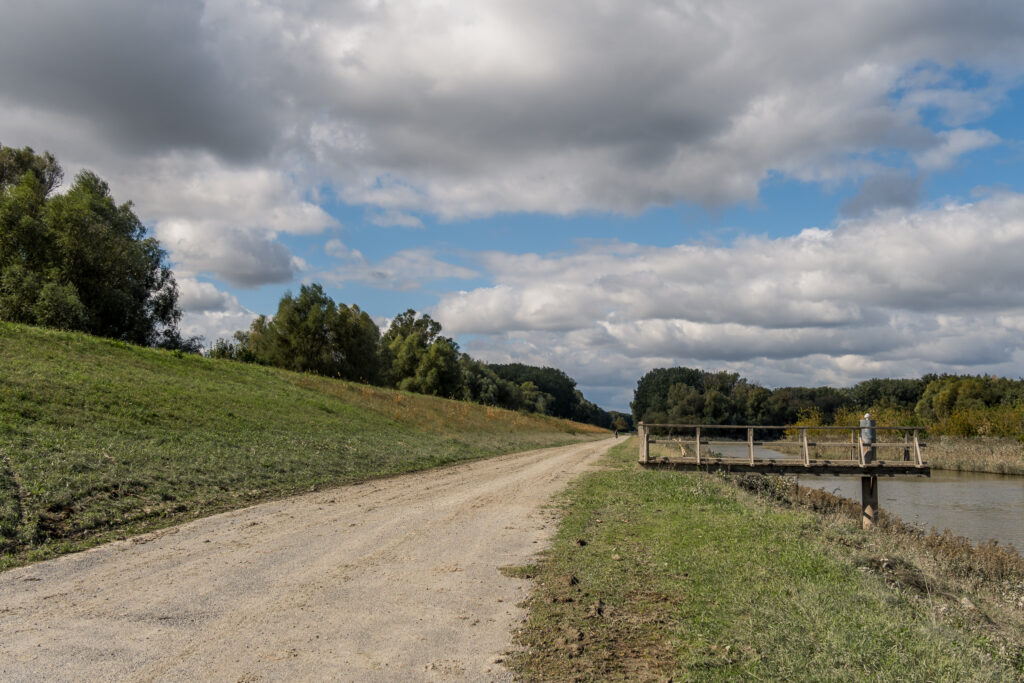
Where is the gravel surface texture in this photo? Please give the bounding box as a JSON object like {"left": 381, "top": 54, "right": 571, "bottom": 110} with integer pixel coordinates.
{"left": 1, "top": 438, "right": 614, "bottom": 682}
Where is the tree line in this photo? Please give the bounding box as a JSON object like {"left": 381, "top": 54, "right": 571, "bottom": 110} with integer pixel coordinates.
{"left": 632, "top": 367, "right": 1024, "bottom": 438}
{"left": 211, "top": 283, "right": 620, "bottom": 429}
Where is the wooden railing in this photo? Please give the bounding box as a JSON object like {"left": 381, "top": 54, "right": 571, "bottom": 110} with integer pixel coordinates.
{"left": 637, "top": 423, "right": 925, "bottom": 467}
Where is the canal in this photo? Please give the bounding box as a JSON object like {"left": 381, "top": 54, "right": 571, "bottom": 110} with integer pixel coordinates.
{"left": 796, "top": 469, "right": 1024, "bottom": 551}
{"left": 709, "top": 443, "right": 1024, "bottom": 551}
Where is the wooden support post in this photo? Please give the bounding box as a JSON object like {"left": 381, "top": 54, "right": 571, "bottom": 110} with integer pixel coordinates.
{"left": 748, "top": 427, "right": 754, "bottom": 465}
{"left": 851, "top": 428, "right": 857, "bottom": 462}
{"left": 639, "top": 422, "right": 649, "bottom": 463}
{"left": 913, "top": 429, "right": 923, "bottom": 467}
{"left": 801, "top": 428, "right": 810, "bottom": 466}
{"left": 861, "top": 476, "right": 878, "bottom": 529}
{"left": 695, "top": 426, "right": 701, "bottom": 465}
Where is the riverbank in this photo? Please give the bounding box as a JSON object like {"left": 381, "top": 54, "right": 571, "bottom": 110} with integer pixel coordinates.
{"left": 926, "top": 436, "right": 1024, "bottom": 475}
{"left": 507, "top": 439, "right": 1024, "bottom": 680}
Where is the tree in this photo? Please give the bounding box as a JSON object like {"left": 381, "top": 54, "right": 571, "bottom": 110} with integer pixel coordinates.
{"left": 488, "top": 363, "right": 579, "bottom": 419}
{"left": 382, "top": 310, "right": 458, "bottom": 389}
{"left": 0, "top": 145, "right": 194, "bottom": 349}
{"left": 631, "top": 367, "right": 704, "bottom": 423}
{"left": 261, "top": 284, "right": 338, "bottom": 375}
{"left": 331, "top": 302, "right": 383, "bottom": 383}
{"left": 399, "top": 337, "right": 461, "bottom": 397}
{"left": 228, "top": 284, "right": 383, "bottom": 382}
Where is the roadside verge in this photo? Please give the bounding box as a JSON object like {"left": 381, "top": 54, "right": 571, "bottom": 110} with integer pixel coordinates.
{"left": 507, "top": 439, "right": 1024, "bottom": 680}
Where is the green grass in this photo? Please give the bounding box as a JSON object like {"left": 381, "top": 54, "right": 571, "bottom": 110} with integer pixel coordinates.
{"left": 508, "top": 440, "right": 1023, "bottom": 681}
{"left": 0, "top": 322, "right": 605, "bottom": 569}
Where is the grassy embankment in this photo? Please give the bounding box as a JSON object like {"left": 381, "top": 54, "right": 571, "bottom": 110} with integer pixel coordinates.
{"left": 0, "top": 322, "right": 605, "bottom": 570}
{"left": 507, "top": 439, "right": 1024, "bottom": 681}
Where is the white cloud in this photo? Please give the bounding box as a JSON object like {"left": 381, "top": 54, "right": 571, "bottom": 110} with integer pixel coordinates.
{"left": 177, "top": 278, "right": 237, "bottom": 313}
{"left": 175, "top": 279, "right": 256, "bottom": 343}
{"left": 320, "top": 241, "right": 478, "bottom": 291}
{"left": 158, "top": 220, "right": 297, "bottom": 288}
{"left": 439, "top": 194, "right": 1024, "bottom": 404}
{"left": 3, "top": 0, "right": 1023, "bottom": 225}
{"left": 105, "top": 152, "right": 337, "bottom": 287}
{"left": 913, "top": 128, "right": 1000, "bottom": 170}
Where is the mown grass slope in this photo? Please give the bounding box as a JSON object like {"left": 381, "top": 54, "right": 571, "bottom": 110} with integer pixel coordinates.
{"left": 0, "top": 322, "right": 605, "bottom": 569}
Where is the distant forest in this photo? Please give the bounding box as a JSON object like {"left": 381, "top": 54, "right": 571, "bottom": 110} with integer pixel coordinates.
{"left": 632, "top": 367, "right": 1024, "bottom": 438}
{"left": 212, "top": 284, "right": 628, "bottom": 430}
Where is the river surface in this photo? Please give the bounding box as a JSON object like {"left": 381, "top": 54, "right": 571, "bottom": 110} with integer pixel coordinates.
{"left": 710, "top": 443, "right": 1024, "bottom": 551}
{"left": 796, "top": 470, "right": 1024, "bottom": 551}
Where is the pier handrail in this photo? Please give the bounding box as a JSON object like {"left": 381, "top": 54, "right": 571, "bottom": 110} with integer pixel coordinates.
{"left": 638, "top": 422, "right": 926, "bottom": 467}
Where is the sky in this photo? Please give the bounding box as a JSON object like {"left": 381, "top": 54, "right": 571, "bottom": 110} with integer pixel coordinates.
{"left": 2, "top": 0, "right": 1024, "bottom": 412}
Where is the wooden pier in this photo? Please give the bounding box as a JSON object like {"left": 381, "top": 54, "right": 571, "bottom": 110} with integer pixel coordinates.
{"left": 637, "top": 421, "right": 930, "bottom": 529}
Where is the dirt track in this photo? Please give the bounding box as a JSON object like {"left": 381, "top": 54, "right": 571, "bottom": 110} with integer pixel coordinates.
{"left": 1, "top": 438, "right": 613, "bottom": 682}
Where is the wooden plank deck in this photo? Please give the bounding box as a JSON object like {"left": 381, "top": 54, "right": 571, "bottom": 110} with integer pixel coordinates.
{"left": 639, "top": 457, "right": 930, "bottom": 477}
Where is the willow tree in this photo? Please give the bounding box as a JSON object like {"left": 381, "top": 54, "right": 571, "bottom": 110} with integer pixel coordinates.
{"left": 0, "top": 145, "right": 192, "bottom": 349}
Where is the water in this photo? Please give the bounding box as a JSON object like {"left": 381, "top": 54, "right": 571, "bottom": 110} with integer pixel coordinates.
{"left": 708, "top": 443, "right": 1024, "bottom": 551}
{"left": 796, "top": 469, "right": 1024, "bottom": 551}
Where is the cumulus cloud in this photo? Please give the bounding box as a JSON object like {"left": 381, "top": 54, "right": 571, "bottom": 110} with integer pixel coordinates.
{"left": 914, "top": 128, "right": 1000, "bottom": 171}
{"left": 175, "top": 279, "right": 256, "bottom": 344}
{"left": 3, "top": 0, "right": 1024, "bottom": 228}
{"left": 4, "top": 1, "right": 1024, "bottom": 407}
{"left": 321, "top": 240, "right": 478, "bottom": 291}
{"left": 100, "top": 152, "right": 334, "bottom": 287}
{"left": 439, "top": 194, "right": 1024, "bottom": 403}
{"left": 158, "top": 221, "right": 298, "bottom": 288}
{"left": 177, "top": 278, "right": 237, "bottom": 313}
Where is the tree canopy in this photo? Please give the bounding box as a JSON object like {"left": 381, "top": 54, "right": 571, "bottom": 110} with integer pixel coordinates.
{"left": 214, "top": 284, "right": 382, "bottom": 383}
{"left": 0, "top": 145, "right": 193, "bottom": 349}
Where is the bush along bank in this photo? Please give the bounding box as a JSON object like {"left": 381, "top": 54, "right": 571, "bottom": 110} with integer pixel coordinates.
{"left": 507, "top": 439, "right": 1024, "bottom": 681}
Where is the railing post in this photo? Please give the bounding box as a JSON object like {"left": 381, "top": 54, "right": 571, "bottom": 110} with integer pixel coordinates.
{"left": 748, "top": 427, "right": 754, "bottom": 465}
{"left": 638, "top": 422, "right": 649, "bottom": 463}
{"left": 859, "top": 415, "right": 876, "bottom": 465}
{"left": 695, "top": 426, "right": 701, "bottom": 465}
{"left": 913, "top": 429, "right": 923, "bottom": 467}
{"left": 860, "top": 414, "right": 878, "bottom": 529}
{"left": 801, "top": 428, "right": 810, "bottom": 466}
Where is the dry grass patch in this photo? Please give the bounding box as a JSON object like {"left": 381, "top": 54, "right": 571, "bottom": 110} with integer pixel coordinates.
{"left": 925, "top": 436, "right": 1024, "bottom": 475}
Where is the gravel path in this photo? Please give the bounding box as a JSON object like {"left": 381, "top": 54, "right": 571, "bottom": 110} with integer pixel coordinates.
{"left": 1, "top": 438, "right": 614, "bottom": 682}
